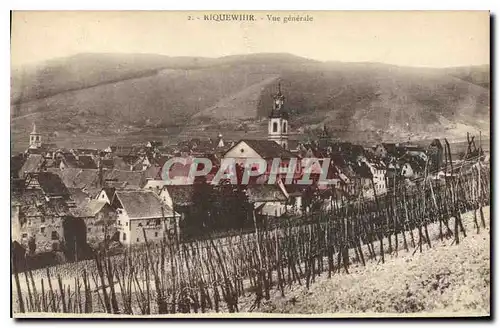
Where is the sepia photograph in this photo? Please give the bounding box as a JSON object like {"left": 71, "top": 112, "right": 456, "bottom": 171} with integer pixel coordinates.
{"left": 10, "top": 10, "right": 491, "bottom": 318}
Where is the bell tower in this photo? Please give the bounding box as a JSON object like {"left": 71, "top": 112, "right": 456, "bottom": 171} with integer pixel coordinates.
{"left": 268, "top": 82, "right": 289, "bottom": 150}
{"left": 29, "top": 123, "right": 42, "bottom": 149}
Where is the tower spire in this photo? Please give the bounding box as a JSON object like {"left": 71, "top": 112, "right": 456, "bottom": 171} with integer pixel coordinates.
{"left": 29, "top": 121, "right": 41, "bottom": 149}
{"left": 268, "top": 81, "right": 289, "bottom": 150}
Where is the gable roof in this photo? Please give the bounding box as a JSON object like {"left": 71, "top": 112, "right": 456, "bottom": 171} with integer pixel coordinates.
{"left": 70, "top": 199, "right": 110, "bottom": 218}
{"left": 162, "top": 185, "right": 196, "bottom": 206}
{"left": 103, "top": 169, "right": 146, "bottom": 189}
{"left": 246, "top": 184, "right": 288, "bottom": 203}
{"left": 61, "top": 153, "right": 79, "bottom": 168}
{"left": 19, "top": 154, "right": 45, "bottom": 178}
{"left": 100, "top": 187, "right": 116, "bottom": 200}
{"left": 12, "top": 189, "right": 71, "bottom": 218}
{"left": 49, "top": 168, "right": 101, "bottom": 190}
{"left": 114, "top": 190, "right": 175, "bottom": 219}
{"left": 27, "top": 172, "right": 70, "bottom": 197}
{"left": 229, "top": 139, "right": 296, "bottom": 159}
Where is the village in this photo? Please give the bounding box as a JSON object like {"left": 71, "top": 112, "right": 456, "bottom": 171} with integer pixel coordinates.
{"left": 10, "top": 84, "right": 482, "bottom": 269}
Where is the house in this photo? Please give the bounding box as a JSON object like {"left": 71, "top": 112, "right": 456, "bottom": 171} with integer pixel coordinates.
{"left": 158, "top": 185, "right": 196, "bottom": 216}
{"left": 95, "top": 187, "right": 116, "bottom": 204}
{"left": 12, "top": 173, "right": 74, "bottom": 254}
{"left": 11, "top": 190, "right": 71, "bottom": 254}
{"left": 223, "top": 139, "right": 300, "bottom": 182}
{"left": 70, "top": 199, "right": 117, "bottom": 246}
{"left": 130, "top": 155, "right": 153, "bottom": 171}
{"left": 48, "top": 168, "right": 102, "bottom": 196}
{"left": 161, "top": 156, "right": 216, "bottom": 185}
{"left": 24, "top": 171, "right": 72, "bottom": 200}
{"left": 111, "top": 190, "right": 179, "bottom": 245}
{"left": 143, "top": 180, "right": 170, "bottom": 194}
{"left": 58, "top": 152, "right": 80, "bottom": 170}
{"left": 400, "top": 153, "right": 427, "bottom": 179}
{"left": 246, "top": 184, "right": 288, "bottom": 217}
{"left": 350, "top": 161, "right": 376, "bottom": 199}
{"left": 282, "top": 184, "right": 310, "bottom": 215}
{"left": 102, "top": 169, "right": 147, "bottom": 189}
{"left": 361, "top": 157, "right": 387, "bottom": 196}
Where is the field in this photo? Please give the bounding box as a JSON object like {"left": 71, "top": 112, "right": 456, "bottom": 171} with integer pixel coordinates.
{"left": 255, "top": 207, "right": 490, "bottom": 316}
{"left": 12, "top": 155, "right": 490, "bottom": 317}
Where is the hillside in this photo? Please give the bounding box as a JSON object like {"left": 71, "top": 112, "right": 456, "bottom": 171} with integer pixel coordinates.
{"left": 443, "top": 64, "right": 490, "bottom": 89}
{"left": 10, "top": 53, "right": 490, "bottom": 152}
{"left": 254, "top": 207, "right": 490, "bottom": 316}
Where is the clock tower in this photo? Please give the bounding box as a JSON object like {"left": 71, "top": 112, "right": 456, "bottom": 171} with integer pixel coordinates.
{"left": 268, "top": 82, "right": 289, "bottom": 150}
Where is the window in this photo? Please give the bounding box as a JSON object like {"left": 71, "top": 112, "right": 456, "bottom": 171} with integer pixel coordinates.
{"left": 123, "top": 233, "right": 127, "bottom": 241}
{"left": 102, "top": 227, "right": 105, "bottom": 232}
{"left": 136, "top": 238, "right": 140, "bottom": 242}
{"left": 283, "top": 122, "right": 287, "bottom": 133}
{"left": 155, "top": 218, "right": 161, "bottom": 226}
{"left": 273, "top": 122, "right": 278, "bottom": 133}
{"left": 41, "top": 217, "right": 45, "bottom": 223}
{"left": 40, "top": 227, "right": 45, "bottom": 234}
{"left": 51, "top": 231, "right": 58, "bottom": 240}
{"left": 155, "top": 232, "right": 159, "bottom": 237}
{"left": 117, "top": 220, "right": 121, "bottom": 226}
{"left": 126, "top": 222, "right": 128, "bottom": 227}
{"left": 22, "top": 233, "right": 28, "bottom": 239}
{"left": 88, "top": 227, "right": 91, "bottom": 232}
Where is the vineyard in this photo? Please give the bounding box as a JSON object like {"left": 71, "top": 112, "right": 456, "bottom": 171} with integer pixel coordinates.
{"left": 12, "top": 143, "right": 490, "bottom": 316}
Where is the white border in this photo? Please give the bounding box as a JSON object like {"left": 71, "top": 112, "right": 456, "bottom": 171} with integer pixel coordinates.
{"left": 3, "top": 1, "right": 498, "bottom": 327}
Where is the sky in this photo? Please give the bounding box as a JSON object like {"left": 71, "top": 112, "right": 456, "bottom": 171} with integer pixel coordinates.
{"left": 11, "top": 10, "right": 490, "bottom": 68}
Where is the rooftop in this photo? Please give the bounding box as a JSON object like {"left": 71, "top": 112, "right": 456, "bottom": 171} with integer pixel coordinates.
{"left": 114, "top": 190, "right": 175, "bottom": 219}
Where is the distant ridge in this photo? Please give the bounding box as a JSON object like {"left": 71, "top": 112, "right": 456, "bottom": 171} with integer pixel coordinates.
{"left": 11, "top": 52, "right": 490, "bottom": 152}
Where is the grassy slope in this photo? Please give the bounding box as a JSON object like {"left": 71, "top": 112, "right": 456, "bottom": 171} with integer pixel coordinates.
{"left": 252, "top": 207, "right": 490, "bottom": 316}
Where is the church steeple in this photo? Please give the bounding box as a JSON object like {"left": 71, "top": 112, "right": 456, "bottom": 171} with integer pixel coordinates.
{"left": 269, "top": 81, "right": 288, "bottom": 119}
{"left": 29, "top": 122, "right": 42, "bottom": 149}
{"left": 268, "top": 81, "right": 289, "bottom": 149}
